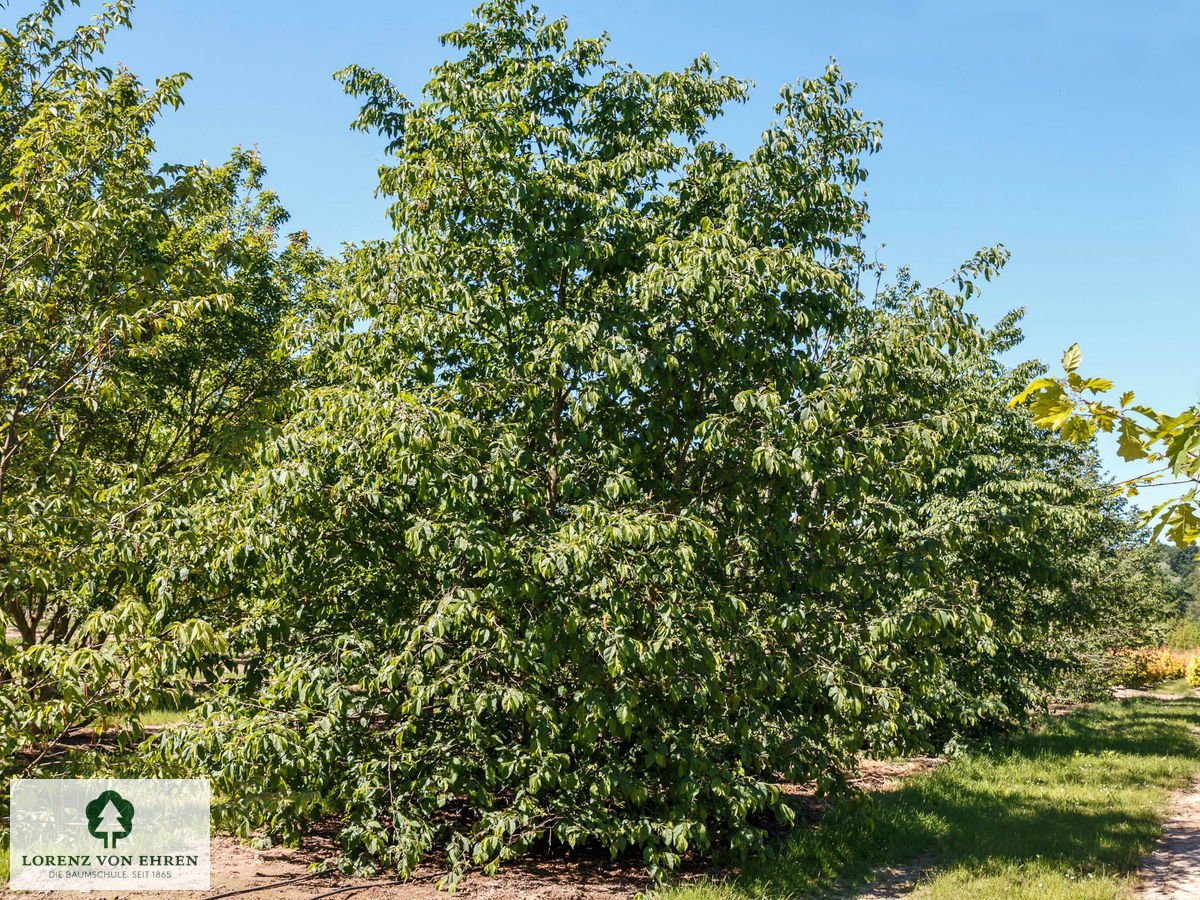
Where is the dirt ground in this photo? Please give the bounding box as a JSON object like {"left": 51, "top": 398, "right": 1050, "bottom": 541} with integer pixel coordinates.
{"left": 8, "top": 758, "right": 945, "bottom": 900}
{"left": 1134, "top": 686, "right": 1200, "bottom": 900}
{"left": 9, "top": 835, "right": 652, "bottom": 900}
{"left": 1137, "top": 775, "right": 1200, "bottom": 900}
{"left": 1112, "top": 688, "right": 1194, "bottom": 702}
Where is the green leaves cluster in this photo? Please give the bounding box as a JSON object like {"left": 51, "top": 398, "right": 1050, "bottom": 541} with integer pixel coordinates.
{"left": 0, "top": 0, "right": 1172, "bottom": 885}
{"left": 1, "top": 598, "right": 226, "bottom": 780}
{"left": 1013, "top": 344, "right": 1200, "bottom": 547}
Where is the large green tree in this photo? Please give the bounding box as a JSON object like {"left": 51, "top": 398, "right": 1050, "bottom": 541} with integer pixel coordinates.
{"left": 875, "top": 301, "right": 1167, "bottom": 718}
{"left": 155, "top": 0, "right": 1160, "bottom": 882}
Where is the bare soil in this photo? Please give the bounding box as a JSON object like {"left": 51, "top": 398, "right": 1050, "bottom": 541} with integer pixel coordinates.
{"left": 1135, "top": 693, "right": 1200, "bottom": 900}
{"left": 7, "top": 836, "right": 651, "bottom": 900}
{"left": 1136, "top": 772, "right": 1200, "bottom": 900}
{"left": 843, "top": 854, "right": 936, "bottom": 900}
{"left": 1113, "top": 688, "right": 1193, "bottom": 702}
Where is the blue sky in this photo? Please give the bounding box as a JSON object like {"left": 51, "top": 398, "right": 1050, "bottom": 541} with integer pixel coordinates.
{"left": 50, "top": 0, "right": 1199, "bottom": 502}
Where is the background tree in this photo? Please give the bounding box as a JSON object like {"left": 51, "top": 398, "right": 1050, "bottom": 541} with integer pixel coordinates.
{"left": 1156, "top": 545, "right": 1200, "bottom": 616}
{"left": 844, "top": 290, "right": 1169, "bottom": 733}
{"left": 0, "top": 0, "right": 333, "bottom": 782}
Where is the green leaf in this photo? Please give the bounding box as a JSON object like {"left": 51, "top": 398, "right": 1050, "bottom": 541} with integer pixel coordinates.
{"left": 1061, "top": 343, "right": 1082, "bottom": 373}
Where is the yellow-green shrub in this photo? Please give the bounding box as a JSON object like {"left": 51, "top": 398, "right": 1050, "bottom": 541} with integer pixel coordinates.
{"left": 1113, "top": 647, "right": 1198, "bottom": 686}
{"left": 1187, "top": 656, "right": 1200, "bottom": 689}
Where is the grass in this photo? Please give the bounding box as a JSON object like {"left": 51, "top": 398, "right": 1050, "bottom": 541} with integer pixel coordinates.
{"left": 137, "top": 706, "right": 195, "bottom": 727}
{"left": 1155, "top": 677, "right": 1194, "bottom": 697}
{"left": 85, "top": 695, "right": 200, "bottom": 730}
{"left": 665, "top": 694, "right": 1200, "bottom": 899}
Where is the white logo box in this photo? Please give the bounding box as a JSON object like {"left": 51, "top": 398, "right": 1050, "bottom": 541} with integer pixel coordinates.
{"left": 10, "top": 778, "right": 210, "bottom": 890}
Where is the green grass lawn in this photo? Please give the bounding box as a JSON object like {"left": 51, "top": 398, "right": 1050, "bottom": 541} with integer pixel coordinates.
{"left": 665, "top": 694, "right": 1200, "bottom": 899}
{"left": 1156, "top": 677, "right": 1194, "bottom": 697}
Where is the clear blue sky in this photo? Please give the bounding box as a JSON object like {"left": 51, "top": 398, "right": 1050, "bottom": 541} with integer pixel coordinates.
{"left": 41, "top": 0, "right": 1200, "bottom": 502}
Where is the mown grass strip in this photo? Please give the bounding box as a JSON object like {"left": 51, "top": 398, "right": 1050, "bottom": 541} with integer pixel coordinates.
{"left": 666, "top": 693, "right": 1200, "bottom": 899}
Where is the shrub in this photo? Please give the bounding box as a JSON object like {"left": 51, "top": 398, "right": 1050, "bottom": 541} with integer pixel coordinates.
{"left": 1113, "top": 647, "right": 1198, "bottom": 687}
{"left": 151, "top": 0, "right": 1172, "bottom": 883}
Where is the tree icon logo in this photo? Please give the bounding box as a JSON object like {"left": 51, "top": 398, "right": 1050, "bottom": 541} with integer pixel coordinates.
{"left": 86, "top": 790, "right": 135, "bottom": 848}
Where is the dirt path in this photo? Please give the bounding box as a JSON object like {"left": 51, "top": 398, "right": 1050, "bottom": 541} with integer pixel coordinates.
{"left": 1133, "top": 684, "right": 1200, "bottom": 900}
{"left": 1136, "top": 776, "right": 1200, "bottom": 900}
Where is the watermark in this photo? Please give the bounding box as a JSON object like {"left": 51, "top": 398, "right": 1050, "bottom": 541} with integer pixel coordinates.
{"left": 10, "top": 778, "right": 210, "bottom": 890}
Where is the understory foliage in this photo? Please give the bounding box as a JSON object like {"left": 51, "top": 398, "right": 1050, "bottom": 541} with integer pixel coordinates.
{"left": 1114, "top": 646, "right": 1199, "bottom": 688}
{"left": 141, "top": 0, "right": 1168, "bottom": 883}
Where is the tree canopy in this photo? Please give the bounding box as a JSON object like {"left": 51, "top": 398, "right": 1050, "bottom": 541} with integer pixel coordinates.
{"left": 0, "top": 0, "right": 1176, "bottom": 886}
{"left": 150, "top": 0, "right": 1165, "bottom": 880}
{"left": 0, "top": 0, "right": 333, "bottom": 779}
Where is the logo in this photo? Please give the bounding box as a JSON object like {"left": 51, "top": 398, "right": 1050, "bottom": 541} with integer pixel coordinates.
{"left": 11, "top": 778, "right": 209, "bottom": 890}
{"left": 85, "top": 789, "right": 135, "bottom": 848}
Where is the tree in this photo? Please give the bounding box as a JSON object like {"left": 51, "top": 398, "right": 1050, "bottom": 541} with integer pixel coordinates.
{"left": 85, "top": 789, "right": 134, "bottom": 849}
{"left": 154, "top": 0, "right": 1157, "bottom": 882}
{"left": 0, "top": 0, "right": 332, "bottom": 783}
{"left": 1012, "top": 345, "right": 1200, "bottom": 547}
{"left": 853, "top": 294, "right": 1169, "bottom": 721}
{"left": 1154, "top": 544, "right": 1200, "bottom": 620}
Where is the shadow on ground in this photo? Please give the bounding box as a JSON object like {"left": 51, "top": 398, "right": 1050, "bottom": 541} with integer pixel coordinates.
{"left": 717, "top": 696, "right": 1200, "bottom": 899}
